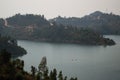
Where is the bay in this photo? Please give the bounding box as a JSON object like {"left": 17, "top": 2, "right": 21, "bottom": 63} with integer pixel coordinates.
{"left": 18, "top": 35, "right": 120, "bottom": 80}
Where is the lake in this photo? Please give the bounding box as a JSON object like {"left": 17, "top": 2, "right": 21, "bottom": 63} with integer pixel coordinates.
{"left": 18, "top": 35, "right": 120, "bottom": 80}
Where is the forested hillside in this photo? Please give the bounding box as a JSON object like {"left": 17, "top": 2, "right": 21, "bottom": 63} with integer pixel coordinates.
{"left": 0, "top": 12, "right": 116, "bottom": 45}
{"left": 6, "top": 14, "right": 50, "bottom": 27}
{"left": 50, "top": 11, "right": 120, "bottom": 34}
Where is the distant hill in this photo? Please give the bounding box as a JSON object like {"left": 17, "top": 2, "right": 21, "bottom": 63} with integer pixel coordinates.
{"left": 6, "top": 14, "right": 50, "bottom": 27}
{"left": 0, "top": 13, "right": 116, "bottom": 45}
{"left": 0, "top": 14, "right": 51, "bottom": 40}
{"left": 0, "top": 19, "right": 4, "bottom": 30}
{"left": 50, "top": 11, "right": 120, "bottom": 35}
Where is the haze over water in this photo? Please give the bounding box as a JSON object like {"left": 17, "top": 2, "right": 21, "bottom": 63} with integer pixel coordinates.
{"left": 18, "top": 35, "right": 120, "bottom": 80}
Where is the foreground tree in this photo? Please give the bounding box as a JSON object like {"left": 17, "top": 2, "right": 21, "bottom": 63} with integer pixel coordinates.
{"left": 0, "top": 49, "right": 11, "bottom": 64}
{"left": 0, "top": 50, "right": 78, "bottom": 80}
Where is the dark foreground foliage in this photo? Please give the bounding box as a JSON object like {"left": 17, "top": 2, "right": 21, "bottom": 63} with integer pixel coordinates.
{"left": 0, "top": 35, "right": 27, "bottom": 58}
{"left": 0, "top": 50, "right": 77, "bottom": 80}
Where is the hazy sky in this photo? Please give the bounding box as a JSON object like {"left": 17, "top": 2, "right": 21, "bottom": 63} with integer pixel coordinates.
{"left": 0, "top": 0, "right": 120, "bottom": 19}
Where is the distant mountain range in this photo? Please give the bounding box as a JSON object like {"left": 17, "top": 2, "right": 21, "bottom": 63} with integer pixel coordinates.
{"left": 0, "top": 11, "right": 118, "bottom": 45}
{"left": 0, "top": 11, "right": 120, "bottom": 35}
{"left": 50, "top": 11, "right": 120, "bottom": 34}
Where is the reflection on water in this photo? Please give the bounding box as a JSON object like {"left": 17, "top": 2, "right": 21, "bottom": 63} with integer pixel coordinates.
{"left": 18, "top": 35, "right": 120, "bottom": 80}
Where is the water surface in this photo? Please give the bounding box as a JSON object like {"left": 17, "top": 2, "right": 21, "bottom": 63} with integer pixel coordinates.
{"left": 18, "top": 35, "right": 120, "bottom": 80}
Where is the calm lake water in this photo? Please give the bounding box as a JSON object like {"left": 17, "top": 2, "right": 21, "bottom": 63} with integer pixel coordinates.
{"left": 18, "top": 35, "right": 120, "bottom": 80}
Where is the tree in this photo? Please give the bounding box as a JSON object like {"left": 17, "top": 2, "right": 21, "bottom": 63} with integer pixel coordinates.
{"left": 15, "top": 72, "right": 24, "bottom": 80}
{"left": 49, "top": 71, "right": 53, "bottom": 80}
{"left": 53, "top": 68, "right": 57, "bottom": 80}
{"left": 70, "top": 77, "right": 77, "bottom": 80}
{"left": 0, "top": 49, "right": 11, "bottom": 64}
{"left": 58, "top": 71, "right": 63, "bottom": 80}
{"left": 36, "top": 72, "right": 41, "bottom": 80}
{"left": 0, "top": 19, "right": 5, "bottom": 27}
{"left": 21, "top": 60, "right": 24, "bottom": 70}
{"left": 64, "top": 76, "right": 67, "bottom": 80}
{"left": 31, "top": 66, "right": 36, "bottom": 77}
{"left": 44, "top": 69, "right": 49, "bottom": 80}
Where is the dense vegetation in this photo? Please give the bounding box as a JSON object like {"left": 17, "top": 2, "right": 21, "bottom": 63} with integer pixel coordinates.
{"left": 6, "top": 14, "right": 50, "bottom": 27}
{"left": 0, "top": 12, "right": 116, "bottom": 45}
{"left": 0, "top": 19, "right": 4, "bottom": 31}
{"left": 31, "top": 24, "right": 115, "bottom": 45}
{"left": 0, "top": 49, "right": 77, "bottom": 80}
{"left": 50, "top": 11, "right": 120, "bottom": 35}
{"left": 0, "top": 19, "right": 5, "bottom": 27}
{"left": 0, "top": 35, "right": 26, "bottom": 58}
